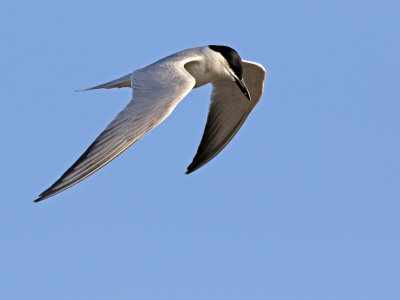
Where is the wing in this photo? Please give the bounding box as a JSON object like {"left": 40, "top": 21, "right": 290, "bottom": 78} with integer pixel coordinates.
{"left": 186, "top": 60, "right": 266, "bottom": 174}
{"left": 35, "top": 60, "right": 198, "bottom": 202}
{"left": 78, "top": 73, "right": 133, "bottom": 91}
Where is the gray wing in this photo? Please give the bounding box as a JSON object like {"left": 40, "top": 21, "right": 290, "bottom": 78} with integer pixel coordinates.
{"left": 78, "top": 73, "right": 133, "bottom": 91}
{"left": 186, "top": 60, "right": 266, "bottom": 174}
{"left": 35, "top": 61, "right": 197, "bottom": 202}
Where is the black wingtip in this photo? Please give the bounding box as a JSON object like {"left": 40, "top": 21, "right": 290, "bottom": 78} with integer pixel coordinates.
{"left": 33, "top": 193, "right": 47, "bottom": 202}
{"left": 33, "top": 192, "right": 51, "bottom": 203}
{"left": 185, "top": 163, "right": 197, "bottom": 175}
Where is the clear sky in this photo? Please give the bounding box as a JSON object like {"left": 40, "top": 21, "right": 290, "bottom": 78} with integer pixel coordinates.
{"left": 1, "top": 0, "right": 399, "bottom": 299}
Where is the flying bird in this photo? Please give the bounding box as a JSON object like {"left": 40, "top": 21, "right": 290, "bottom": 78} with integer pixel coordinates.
{"left": 34, "top": 45, "right": 266, "bottom": 202}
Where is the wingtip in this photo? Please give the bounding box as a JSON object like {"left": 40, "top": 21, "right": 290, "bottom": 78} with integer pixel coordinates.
{"left": 185, "top": 164, "right": 196, "bottom": 175}
{"left": 33, "top": 197, "right": 42, "bottom": 203}
{"left": 33, "top": 192, "right": 50, "bottom": 203}
{"left": 75, "top": 88, "right": 90, "bottom": 92}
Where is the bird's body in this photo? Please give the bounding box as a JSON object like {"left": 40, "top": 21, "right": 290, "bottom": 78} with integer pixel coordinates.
{"left": 35, "top": 46, "right": 266, "bottom": 202}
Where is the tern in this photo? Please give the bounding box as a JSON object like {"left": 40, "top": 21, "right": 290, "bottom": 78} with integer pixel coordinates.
{"left": 34, "top": 45, "right": 266, "bottom": 202}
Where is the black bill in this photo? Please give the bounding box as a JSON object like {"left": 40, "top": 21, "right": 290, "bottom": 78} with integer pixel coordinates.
{"left": 235, "top": 78, "right": 251, "bottom": 101}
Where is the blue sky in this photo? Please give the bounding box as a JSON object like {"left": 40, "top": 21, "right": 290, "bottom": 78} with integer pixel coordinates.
{"left": 1, "top": 0, "right": 399, "bottom": 299}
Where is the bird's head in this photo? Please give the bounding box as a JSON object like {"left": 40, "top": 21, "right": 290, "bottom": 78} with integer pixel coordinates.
{"left": 208, "top": 45, "right": 251, "bottom": 101}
